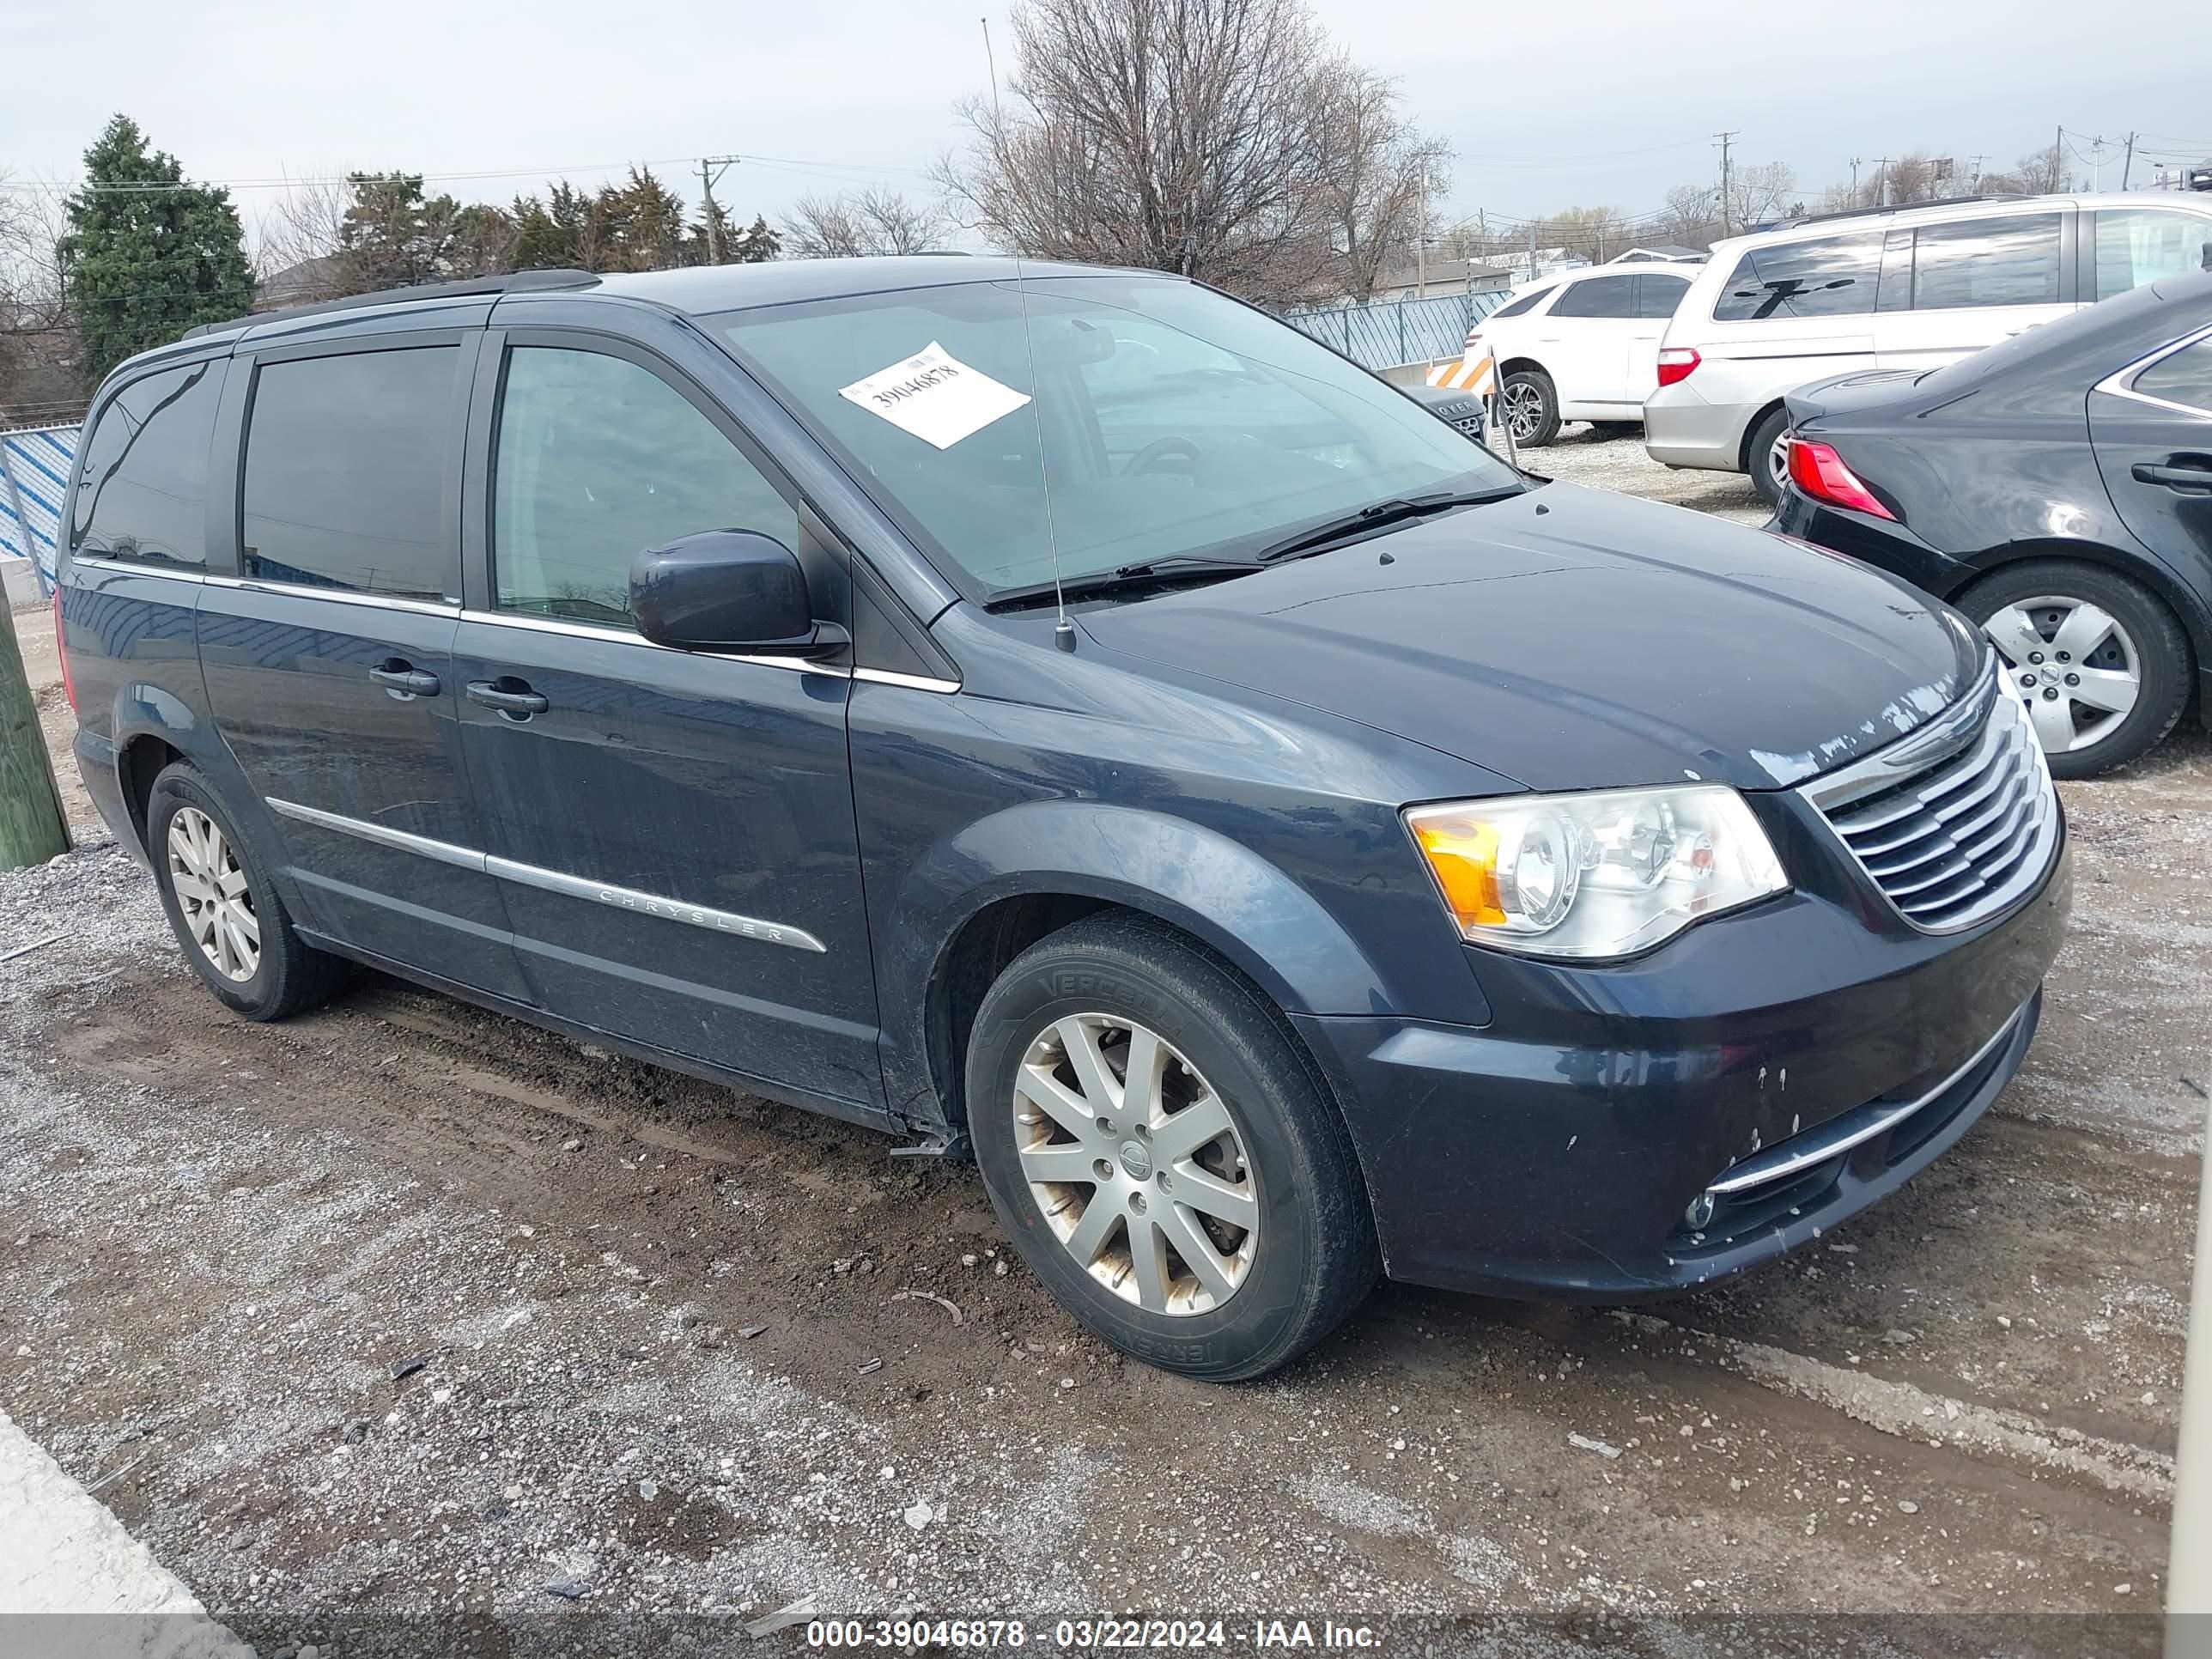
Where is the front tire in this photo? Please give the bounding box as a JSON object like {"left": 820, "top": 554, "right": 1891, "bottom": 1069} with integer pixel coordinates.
{"left": 1957, "top": 561, "right": 2191, "bottom": 777}
{"left": 1747, "top": 405, "right": 1792, "bottom": 508}
{"left": 967, "top": 914, "right": 1378, "bottom": 1382}
{"left": 1499, "top": 370, "right": 1561, "bottom": 448}
{"left": 148, "top": 763, "right": 350, "bottom": 1020}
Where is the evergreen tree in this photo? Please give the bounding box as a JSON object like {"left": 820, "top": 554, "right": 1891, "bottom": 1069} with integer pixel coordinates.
{"left": 730, "top": 215, "right": 781, "bottom": 263}
{"left": 59, "top": 115, "right": 254, "bottom": 386}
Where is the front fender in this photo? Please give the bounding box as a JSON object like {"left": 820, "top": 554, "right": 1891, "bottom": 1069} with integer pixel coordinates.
{"left": 876, "top": 799, "right": 1484, "bottom": 1128}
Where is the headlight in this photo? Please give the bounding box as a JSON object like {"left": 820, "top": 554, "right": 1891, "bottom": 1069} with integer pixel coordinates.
{"left": 1405, "top": 785, "right": 1789, "bottom": 959}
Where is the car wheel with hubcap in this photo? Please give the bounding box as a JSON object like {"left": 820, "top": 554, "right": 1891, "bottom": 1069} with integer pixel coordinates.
{"left": 1959, "top": 561, "right": 2191, "bottom": 777}
{"left": 967, "top": 913, "right": 1378, "bottom": 1381}
{"left": 1747, "top": 405, "right": 1792, "bottom": 509}
{"left": 148, "top": 763, "right": 352, "bottom": 1019}
{"left": 1499, "top": 370, "right": 1560, "bottom": 449}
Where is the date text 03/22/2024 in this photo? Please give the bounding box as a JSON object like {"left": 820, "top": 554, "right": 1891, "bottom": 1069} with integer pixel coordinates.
{"left": 802, "top": 1619, "right": 1381, "bottom": 1649}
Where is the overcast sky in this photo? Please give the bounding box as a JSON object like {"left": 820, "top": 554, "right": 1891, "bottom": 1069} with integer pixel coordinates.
{"left": 9, "top": 0, "right": 2209, "bottom": 254}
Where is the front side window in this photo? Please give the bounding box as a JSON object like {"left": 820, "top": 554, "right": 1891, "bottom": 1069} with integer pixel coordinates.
{"left": 1635, "top": 274, "right": 1692, "bottom": 319}
{"left": 1908, "top": 214, "right": 2062, "bottom": 311}
{"left": 1549, "top": 276, "right": 1637, "bottom": 319}
{"left": 240, "top": 347, "right": 459, "bottom": 601}
{"left": 2096, "top": 210, "right": 2212, "bottom": 301}
{"left": 2135, "top": 337, "right": 2212, "bottom": 415}
{"left": 1490, "top": 287, "right": 1553, "bottom": 320}
{"left": 492, "top": 347, "right": 799, "bottom": 626}
{"left": 70, "top": 362, "right": 222, "bottom": 568}
{"left": 1713, "top": 234, "right": 1881, "bottom": 321}
{"left": 714, "top": 276, "right": 1516, "bottom": 596}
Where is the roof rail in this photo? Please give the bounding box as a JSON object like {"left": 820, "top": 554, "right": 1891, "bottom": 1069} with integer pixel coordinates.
{"left": 1778, "top": 193, "right": 2020, "bottom": 230}
{"left": 184, "top": 268, "right": 602, "bottom": 338}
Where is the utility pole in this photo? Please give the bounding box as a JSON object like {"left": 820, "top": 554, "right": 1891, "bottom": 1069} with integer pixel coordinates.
{"left": 696, "top": 155, "right": 740, "bottom": 264}
{"left": 0, "top": 599, "right": 69, "bottom": 871}
{"left": 1414, "top": 182, "right": 1427, "bottom": 298}
{"left": 2122, "top": 131, "right": 2137, "bottom": 190}
{"left": 1967, "top": 155, "right": 1990, "bottom": 191}
{"left": 1715, "top": 131, "right": 1737, "bottom": 236}
{"left": 1848, "top": 156, "right": 1862, "bottom": 202}
{"left": 2054, "top": 125, "right": 2066, "bottom": 191}
{"left": 1871, "top": 157, "right": 1893, "bottom": 207}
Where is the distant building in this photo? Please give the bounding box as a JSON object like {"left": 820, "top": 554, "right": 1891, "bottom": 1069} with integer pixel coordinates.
{"left": 255, "top": 255, "right": 346, "bottom": 312}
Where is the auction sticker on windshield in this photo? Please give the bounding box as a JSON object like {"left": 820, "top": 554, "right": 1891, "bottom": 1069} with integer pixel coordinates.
{"left": 838, "top": 342, "right": 1032, "bottom": 449}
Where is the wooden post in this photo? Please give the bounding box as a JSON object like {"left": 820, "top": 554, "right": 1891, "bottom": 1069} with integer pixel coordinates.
{"left": 0, "top": 596, "right": 70, "bottom": 870}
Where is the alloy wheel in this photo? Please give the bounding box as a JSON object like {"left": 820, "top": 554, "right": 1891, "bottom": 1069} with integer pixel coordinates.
{"left": 1983, "top": 595, "right": 2141, "bottom": 755}
{"left": 1012, "top": 1014, "right": 1258, "bottom": 1316}
{"left": 1504, "top": 382, "right": 1546, "bottom": 443}
{"left": 1767, "top": 428, "right": 1792, "bottom": 494}
{"left": 167, "top": 806, "right": 260, "bottom": 981}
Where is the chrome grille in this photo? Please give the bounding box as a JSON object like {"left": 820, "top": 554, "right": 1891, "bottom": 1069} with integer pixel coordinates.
{"left": 1801, "top": 666, "right": 2060, "bottom": 933}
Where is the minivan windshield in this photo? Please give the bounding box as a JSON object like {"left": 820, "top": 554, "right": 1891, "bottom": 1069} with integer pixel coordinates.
{"left": 711, "top": 276, "right": 1520, "bottom": 599}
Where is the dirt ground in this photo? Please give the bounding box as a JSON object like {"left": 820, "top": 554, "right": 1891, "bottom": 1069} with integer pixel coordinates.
{"left": 2, "top": 438, "right": 2204, "bottom": 1650}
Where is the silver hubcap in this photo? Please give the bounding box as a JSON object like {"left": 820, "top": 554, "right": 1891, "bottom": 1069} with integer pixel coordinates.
{"left": 1767, "top": 428, "right": 1791, "bottom": 489}
{"left": 1983, "top": 596, "right": 2141, "bottom": 755}
{"left": 167, "top": 807, "right": 259, "bottom": 981}
{"left": 1012, "top": 1014, "right": 1258, "bottom": 1316}
{"left": 1504, "top": 382, "right": 1545, "bottom": 441}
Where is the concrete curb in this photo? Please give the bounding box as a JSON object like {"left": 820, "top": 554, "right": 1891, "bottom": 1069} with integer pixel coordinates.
{"left": 0, "top": 1409, "right": 252, "bottom": 1657}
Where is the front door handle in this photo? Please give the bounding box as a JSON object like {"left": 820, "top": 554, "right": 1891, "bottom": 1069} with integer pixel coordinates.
{"left": 466, "top": 678, "right": 550, "bottom": 717}
{"left": 368, "top": 661, "right": 441, "bottom": 698}
{"left": 2131, "top": 461, "right": 2212, "bottom": 491}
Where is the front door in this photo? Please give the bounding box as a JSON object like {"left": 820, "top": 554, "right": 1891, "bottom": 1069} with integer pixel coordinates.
{"left": 2090, "top": 326, "right": 2212, "bottom": 590}
{"left": 197, "top": 336, "right": 531, "bottom": 1001}
{"left": 450, "top": 336, "right": 883, "bottom": 1115}
{"left": 1537, "top": 272, "right": 1641, "bottom": 410}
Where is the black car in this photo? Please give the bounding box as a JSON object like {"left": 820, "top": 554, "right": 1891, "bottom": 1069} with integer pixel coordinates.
{"left": 58, "top": 258, "right": 2066, "bottom": 1380}
{"left": 1774, "top": 266, "right": 2212, "bottom": 776}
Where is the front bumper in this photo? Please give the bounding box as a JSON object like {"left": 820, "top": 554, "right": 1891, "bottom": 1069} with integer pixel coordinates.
{"left": 1644, "top": 382, "right": 1754, "bottom": 472}
{"left": 1295, "top": 828, "right": 2069, "bottom": 1300}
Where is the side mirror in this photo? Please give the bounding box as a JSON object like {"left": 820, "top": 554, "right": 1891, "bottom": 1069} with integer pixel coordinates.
{"left": 629, "top": 530, "right": 846, "bottom": 658}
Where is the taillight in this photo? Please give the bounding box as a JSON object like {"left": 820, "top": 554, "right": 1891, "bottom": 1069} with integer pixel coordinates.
{"left": 1786, "top": 438, "right": 1895, "bottom": 520}
{"left": 53, "top": 586, "right": 76, "bottom": 713}
{"left": 1656, "top": 347, "right": 1700, "bottom": 387}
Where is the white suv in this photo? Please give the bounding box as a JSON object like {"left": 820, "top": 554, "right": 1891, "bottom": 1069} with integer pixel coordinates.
{"left": 1645, "top": 191, "right": 2212, "bottom": 505}
{"left": 1472, "top": 262, "right": 1699, "bottom": 447}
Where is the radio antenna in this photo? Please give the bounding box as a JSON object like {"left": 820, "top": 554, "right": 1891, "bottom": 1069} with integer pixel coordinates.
{"left": 1010, "top": 255, "right": 1076, "bottom": 651}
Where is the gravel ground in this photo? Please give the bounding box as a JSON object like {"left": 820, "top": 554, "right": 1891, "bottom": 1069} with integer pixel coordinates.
{"left": 1512, "top": 425, "right": 1771, "bottom": 526}
{"left": 1, "top": 447, "right": 2203, "bottom": 1654}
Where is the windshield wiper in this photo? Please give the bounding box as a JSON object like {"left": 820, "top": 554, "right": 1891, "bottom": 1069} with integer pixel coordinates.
{"left": 986, "top": 557, "right": 1264, "bottom": 612}
{"left": 1251, "top": 488, "right": 1521, "bottom": 565}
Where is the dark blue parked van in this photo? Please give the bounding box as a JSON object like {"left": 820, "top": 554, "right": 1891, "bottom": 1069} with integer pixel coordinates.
{"left": 58, "top": 259, "right": 2069, "bottom": 1379}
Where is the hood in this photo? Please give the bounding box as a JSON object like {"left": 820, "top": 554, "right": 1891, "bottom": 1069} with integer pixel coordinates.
{"left": 1076, "top": 483, "right": 1981, "bottom": 793}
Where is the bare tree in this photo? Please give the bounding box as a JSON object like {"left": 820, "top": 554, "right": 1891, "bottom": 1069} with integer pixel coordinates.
{"left": 256, "top": 178, "right": 349, "bottom": 288}
{"left": 1315, "top": 64, "right": 1450, "bottom": 301}
{"left": 0, "top": 180, "right": 85, "bottom": 420}
{"left": 1724, "top": 161, "right": 1797, "bottom": 231}
{"left": 1984, "top": 142, "right": 2070, "bottom": 197}
{"left": 937, "top": 0, "right": 1442, "bottom": 308}
{"left": 781, "top": 187, "right": 953, "bottom": 258}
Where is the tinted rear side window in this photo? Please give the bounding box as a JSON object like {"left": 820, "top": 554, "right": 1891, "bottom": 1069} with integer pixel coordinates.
{"left": 2136, "top": 338, "right": 2212, "bottom": 414}
{"left": 1713, "top": 234, "right": 1881, "bottom": 320}
{"left": 70, "top": 361, "right": 223, "bottom": 569}
{"left": 2096, "top": 210, "right": 2212, "bottom": 301}
{"left": 1908, "top": 214, "right": 2062, "bottom": 310}
{"left": 1636, "top": 274, "right": 1692, "bottom": 319}
{"left": 240, "top": 347, "right": 461, "bottom": 602}
{"left": 1549, "top": 276, "right": 1637, "bottom": 319}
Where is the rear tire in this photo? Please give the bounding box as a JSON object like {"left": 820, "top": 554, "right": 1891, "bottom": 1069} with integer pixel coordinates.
{"left": 1500, "top": 370, "right": 1561, "bottom": 448}
{"left": 1956, "top": 561, "right": 2191, "bottom": 778}
{"left": 147, "top": 763, "right": 351, "bottom": 1020}
{"left": 1747, "top": 405, "right": 1792, "bottom": 508}
{"left": 966, "top": 913, "right": 1378, "bottom": 1382}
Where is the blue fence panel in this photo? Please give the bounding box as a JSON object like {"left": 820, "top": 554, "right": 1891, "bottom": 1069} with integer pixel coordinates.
{"left": 1281, "top": 290, "right": 1506, "bottom": 372}
{"left": 1, "top": 424, "right": 81, "bottom": 596}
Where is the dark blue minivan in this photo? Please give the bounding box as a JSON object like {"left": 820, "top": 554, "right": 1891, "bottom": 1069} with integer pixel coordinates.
{"left": 58, "top": 258, "right": 2069, "bottom": 1379}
